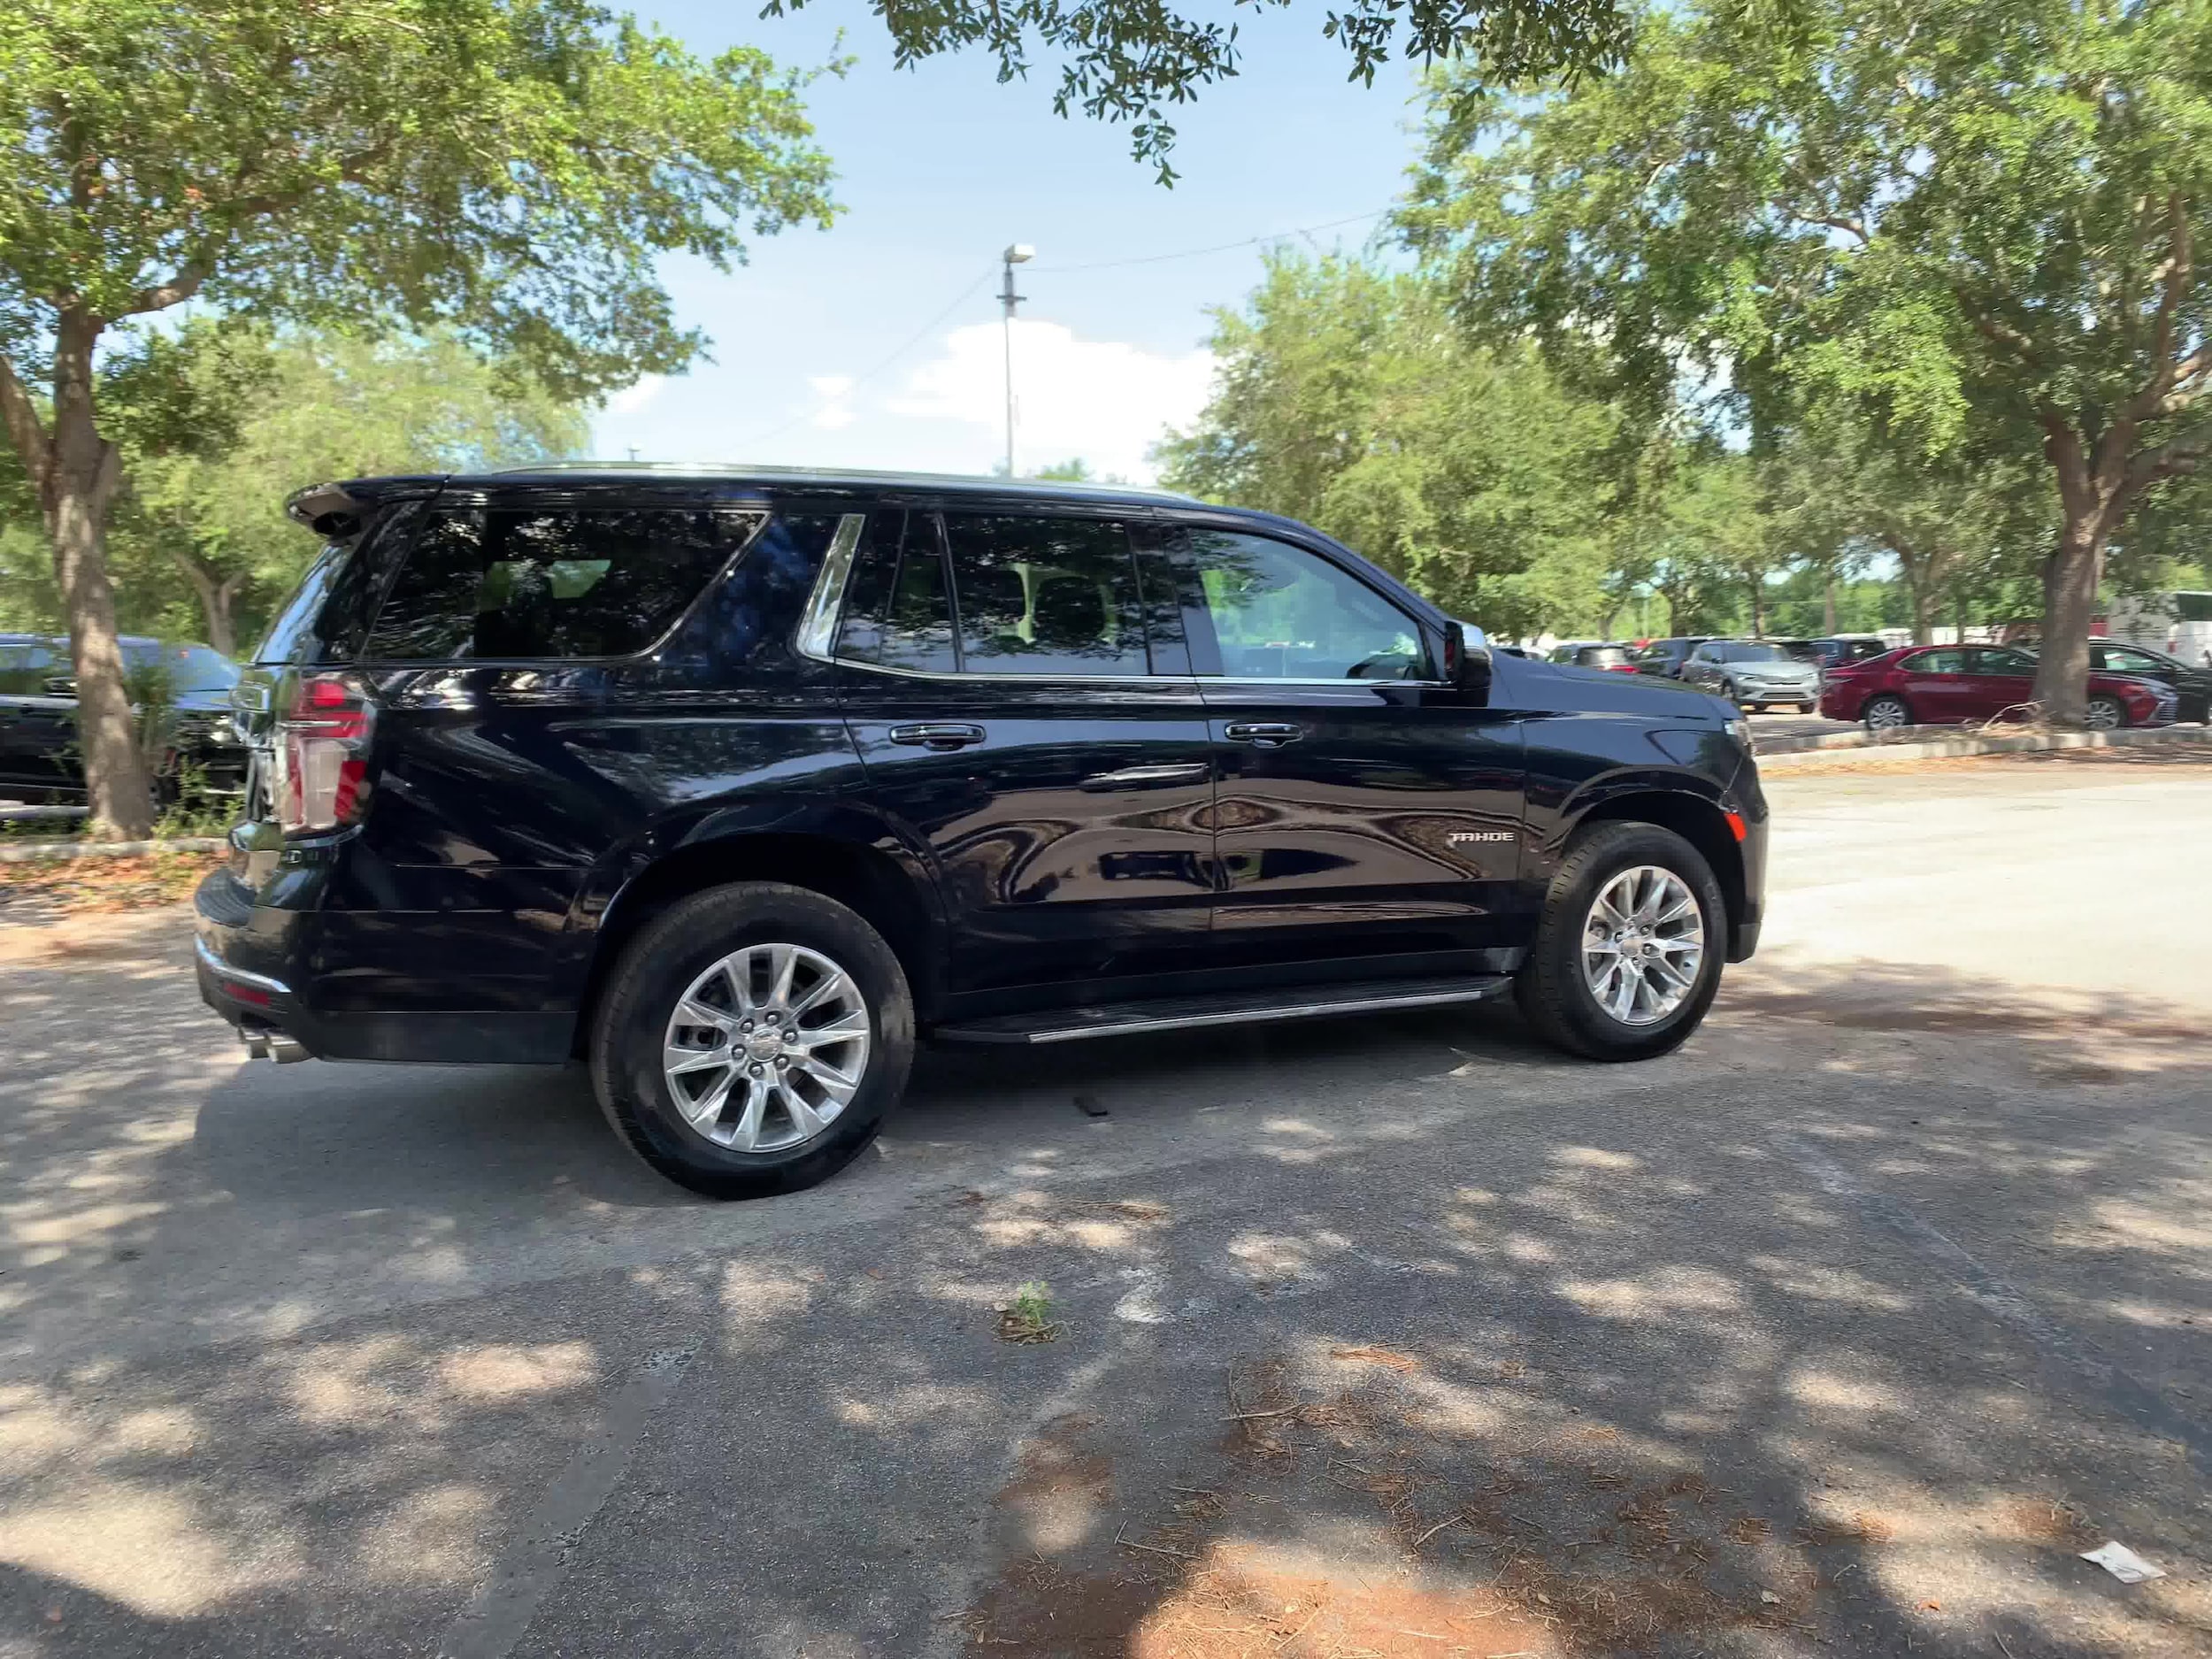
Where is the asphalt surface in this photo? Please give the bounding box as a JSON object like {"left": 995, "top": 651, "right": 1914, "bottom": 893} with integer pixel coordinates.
{"left": 2, "top": 753, "right": 2208, "bottom": 1659}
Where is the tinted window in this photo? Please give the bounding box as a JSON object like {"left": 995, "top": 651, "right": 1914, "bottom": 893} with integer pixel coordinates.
{"left": 879, "top": 515, "right": 957, "bottom": 673}
{"left": 1183, "top": 531, "right": 1425, "bottom": 680}
{"left": 2101, "top": 647, "right": 2163, "bottom": 673}
{"left": 1578, "top": 646, "right": 1631, "bottom": 667}
{"left": 365, "top": 506, "right": 760, "bottom": 660}
{"left": 943, "top": 514, "right": 1148, "bottom": 678}
{"left": 1904, "top": 649, "right": 1967, "bottom": 674}
{"left": 1973, "top": 648, "right": 2035, "bottom": 675}
{"left": 165, "top": 645, "right": 241, "bottom": 693}
{"left": 832, "top": 510, "right": 906, "bottom": 665}
{"left": 254, "top": 544, "right": 347, "bottom": 665}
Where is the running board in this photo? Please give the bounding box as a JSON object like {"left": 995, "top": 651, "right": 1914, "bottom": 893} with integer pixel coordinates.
{"left": 932, "top": 973, "right": 1514, "bottom": 1046}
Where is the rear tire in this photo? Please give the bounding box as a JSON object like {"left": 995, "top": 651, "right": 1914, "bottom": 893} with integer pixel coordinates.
{"left": 589, "top": 882, "right": 914, "bottom": 1199}
{"left": 1863, "top": 695, "right": 1911, "bottom": 732}
{"left": 1512, "top": 822, "right": 1726, "bottom": 1063}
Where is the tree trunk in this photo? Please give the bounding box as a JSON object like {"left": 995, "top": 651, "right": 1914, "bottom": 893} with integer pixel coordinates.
{"left": 1823, "top": 572, "right": 1839, "bottom": 634}
{"left": 1954, "top": 584, "right": 1969, "bottom": 648}
{"left": 2030, "top": 507, "right": 2104, "bottom": 726}
{"left": 46, "top": 320, "right": 154, "bottom": 839}
{"left": 1748, "top": 576, "right": 1767, "bottom": 638}
{"left": 169, "top": 545, "right": 242, "bottom": 657}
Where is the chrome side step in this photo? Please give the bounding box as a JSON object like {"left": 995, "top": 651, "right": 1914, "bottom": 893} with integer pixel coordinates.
{"left": 933, "top": 973, "right": 1513, "bottom": 1046}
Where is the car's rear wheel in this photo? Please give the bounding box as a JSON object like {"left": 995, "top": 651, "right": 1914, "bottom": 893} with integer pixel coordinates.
{"left": 1863, "top": 695, "right": 1911, "bottom": 732}
{"left": 2084, "top": 694, "right": 2125, "bottom": 731}
{"left": 590, "top": 882, "right": 914, "bottom": 1199}
{"left": 1513, "top": 822, "right": 1726, "bottom": 1062}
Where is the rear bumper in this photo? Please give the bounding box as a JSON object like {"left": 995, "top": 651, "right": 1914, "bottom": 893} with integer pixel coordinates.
{"left": 193, "top": 865, "right": 572, "bottom": 1064}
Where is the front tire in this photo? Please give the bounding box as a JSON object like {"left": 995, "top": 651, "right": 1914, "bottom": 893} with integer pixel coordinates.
{"left": 589, "top": 882, "right": 914, "bottom": 1199}
{"left": 2084, "top": 694, "right": 2125, "bottom": 731}
{"left": 1513, "top": 822, "right": 1726, "bottom": 1062}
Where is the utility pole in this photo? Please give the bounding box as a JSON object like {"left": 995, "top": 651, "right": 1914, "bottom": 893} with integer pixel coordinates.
{"left": 1000, "top": 243, "right": 1033, "bottom": 478}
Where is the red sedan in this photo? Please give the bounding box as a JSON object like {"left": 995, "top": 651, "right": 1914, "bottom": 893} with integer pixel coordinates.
{"left": 1818, "top": 645, "right": 2179, "bottom": 731}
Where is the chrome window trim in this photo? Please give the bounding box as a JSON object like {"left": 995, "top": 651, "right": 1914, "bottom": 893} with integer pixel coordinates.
{"left": 795, "top": 512, "right": 869, "bottom": 664}
{"left": 195, "top": 935, "right": 295, "bottom": 998}
{"left": 826, "top": 657, "right": 1444, "bottom": 689}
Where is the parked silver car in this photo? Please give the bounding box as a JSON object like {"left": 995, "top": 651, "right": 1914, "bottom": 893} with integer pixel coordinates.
{"left": 1680, "top": 640, "right": 1822, "bottom": 711}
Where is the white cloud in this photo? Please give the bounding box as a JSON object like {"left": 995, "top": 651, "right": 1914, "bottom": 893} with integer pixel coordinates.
{"left": 603, "top": 374, "right": 667, "bottom": 417}
{"left": 887, "top": 319, "right": 1214, "bottom": 482}
{"left": 808, "top": 374, "right": 857, "bottom": 430}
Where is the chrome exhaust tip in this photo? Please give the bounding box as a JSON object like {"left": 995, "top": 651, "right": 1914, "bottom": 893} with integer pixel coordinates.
{"left": 239, "top": 1025, "right": 307, "bottom": 1063}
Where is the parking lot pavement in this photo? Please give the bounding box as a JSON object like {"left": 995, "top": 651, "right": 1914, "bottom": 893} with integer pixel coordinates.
{"left": 2, "top": 760, "right": 2208, "bottom": 1659}
{"left": 1745, "top": 709, "right": 1857, "bottom": 744}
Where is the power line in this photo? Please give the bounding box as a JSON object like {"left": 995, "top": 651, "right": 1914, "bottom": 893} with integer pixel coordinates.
{"left": 733, "top": 266, "right": 996, "bottom": 446}
{"left": 1027, "top": 209, "right": 1392, "bottom": 273}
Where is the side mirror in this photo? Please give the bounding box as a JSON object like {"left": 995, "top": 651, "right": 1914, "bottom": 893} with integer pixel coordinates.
{"left": 1446, "top": 622, "right": 1494, "bottom": 701}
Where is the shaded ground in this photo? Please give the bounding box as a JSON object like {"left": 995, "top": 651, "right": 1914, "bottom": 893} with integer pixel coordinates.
{"left": 0, "top": 761, "right": 2207, "bottom": 1658}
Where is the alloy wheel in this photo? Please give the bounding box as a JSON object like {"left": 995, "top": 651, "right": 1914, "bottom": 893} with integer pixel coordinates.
{"left": 2084, "top": 696, "right": 2123, "bottom": 731}
{"left": 1864, "top": 697, "right": 1909, "bottom": 731}
{"left": 1580, "top": 865, "right": 1705, "bottom": 1027}
{"left": 661, "top": 943, "right": 872, "bottom": 1151}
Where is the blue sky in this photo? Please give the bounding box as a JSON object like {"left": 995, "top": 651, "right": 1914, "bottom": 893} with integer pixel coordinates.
{"left": 594, "top": 1, "right": 1431, "bottom": 481}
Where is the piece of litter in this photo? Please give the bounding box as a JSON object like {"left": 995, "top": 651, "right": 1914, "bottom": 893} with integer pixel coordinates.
{"left": 1073, "top": 1093, "right": 1109, "bottom": 1118}
{"left": 1759, "top": 1591, "right": 1781, "bottom": 1605}
{"left": 2080, "top": 1540, "right": 2165, "bottom": 1584}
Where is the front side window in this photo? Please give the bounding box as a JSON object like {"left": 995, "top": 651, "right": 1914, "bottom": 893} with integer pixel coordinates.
{"left": 1973, "top": 648, "right": 2035, "bottom": 676}
{"left": 365, "top": 506, "right": 760, "bottom": 660}
{"left": 1180, "top": 530, "right": 1425, "bottom": 680}
{"left": 943, "top": 514, "right": 1148, "bottom": 678}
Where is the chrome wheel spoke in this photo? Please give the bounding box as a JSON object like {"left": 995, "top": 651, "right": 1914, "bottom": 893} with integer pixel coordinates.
{"left": 1582, "top": 865, "right": 1705, "bottom": 1028}
{"left": 662, "top": 941, "right": 872, "bottom": 1153}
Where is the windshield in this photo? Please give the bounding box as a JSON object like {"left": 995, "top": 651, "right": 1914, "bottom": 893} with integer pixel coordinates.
{"left": 1730, "top": 643, "right": 1790, "bottom": 663}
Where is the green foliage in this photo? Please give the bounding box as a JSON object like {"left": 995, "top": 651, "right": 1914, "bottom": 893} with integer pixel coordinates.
{"left": 1030, "top": 458, "right": 1094, "bottom": 481}
{"left": 0, "top": 0, "right": 840, "bottom": 396}
{"left": 0, "top": 326, "right": 587, "bottom": 646}
{"left": 1157, "top": 252, "right": 1625, "bottom": 639}
{"left": 763, "top": 0, "right": 1635, "bottom": 180}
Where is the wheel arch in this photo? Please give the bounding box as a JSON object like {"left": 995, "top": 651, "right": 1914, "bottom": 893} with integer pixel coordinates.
{"left": 1559, "top": 785, "right": 1746, "bottom": 943}
{"left": 570, "top": 818, "right": 947, "bottom": 1058}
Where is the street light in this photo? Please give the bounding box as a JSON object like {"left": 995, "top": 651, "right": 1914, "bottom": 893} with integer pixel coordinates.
{"left": 1000, "top": 243, "right": 1033, "bottom": 479}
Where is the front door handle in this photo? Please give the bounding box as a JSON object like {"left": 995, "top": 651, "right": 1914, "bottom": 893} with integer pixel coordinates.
{"left": 1080, "top": 761, "right": 1210, "bottom": 792}
{"left": 888, "top": 721, "right": 986, "bottom": 751}
{"left": 1224, "top": 721, "right": 1304, "bottom": 749}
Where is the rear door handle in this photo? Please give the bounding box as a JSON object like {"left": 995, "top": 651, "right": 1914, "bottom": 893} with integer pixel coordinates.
{"left": 888, "top": 722, "right": 986, "bottom": 751}
{"left": 1224, "top": 721, "right": 1303, "bottom": 748}
{"left": 1080, "top": 761, "right": 1210, "bottom": 792}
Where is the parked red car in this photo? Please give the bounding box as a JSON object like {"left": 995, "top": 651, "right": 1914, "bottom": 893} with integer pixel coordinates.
{"left": 1818, "top": 645, "right": 2179, "bottom": 731}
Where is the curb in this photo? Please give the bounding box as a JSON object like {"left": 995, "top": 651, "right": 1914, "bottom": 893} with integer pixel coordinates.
{"left": 1757, "top": 726, "right": 2212, "bottom": 770}
{"left": 0, "top": 837, "right": 228, "bottom": 866}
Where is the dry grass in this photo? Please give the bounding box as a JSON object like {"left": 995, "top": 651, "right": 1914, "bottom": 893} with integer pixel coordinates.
{"left": 0, "top": 848, "right": 222, "bottom": 923}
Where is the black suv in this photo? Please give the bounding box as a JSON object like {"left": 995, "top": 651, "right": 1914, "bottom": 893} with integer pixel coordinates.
{"left": 1, "top": 633, "right": 249, "bottom": 803}
{"left": 193, "top": 468, "right": 1766, "bottom": 1198}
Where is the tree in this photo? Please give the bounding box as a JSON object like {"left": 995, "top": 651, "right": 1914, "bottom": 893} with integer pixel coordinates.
{"left": 0, "top": 0, "right": 836, "bottom": 836}
{"left": 109, "top": 326, "right": 586, "bottom": 655}
{"left": 1158, "top": 251, "right": 1624, "bottom": 638}
{"left": 766, "top": 0, "right": 1634, "bottom": 180}
{"left": 1408, "top": 0, "right": 2212, "bottom": 721}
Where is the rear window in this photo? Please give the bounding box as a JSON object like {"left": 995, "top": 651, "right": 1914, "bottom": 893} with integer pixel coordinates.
{"left": 365, "top": 506, "right": 763, "bottom": 660}
{"left": 1578, "top": 646, "right": 1631, "bottom": 667}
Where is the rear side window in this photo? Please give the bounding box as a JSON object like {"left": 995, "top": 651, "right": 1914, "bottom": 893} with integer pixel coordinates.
{"left": 1904, "top": 649, "right": 1967, "bottom": 673}
{"left": 365, "top": 506, "right": 761, "bottom": 660}
{"left": 1580, "top": 646, "right": 1630, "bottom": 667}
{"left": 943, "top": 514, "right": 1148, "bottom": 677}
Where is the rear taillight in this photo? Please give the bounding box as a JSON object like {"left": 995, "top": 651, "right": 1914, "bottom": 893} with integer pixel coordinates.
{"left": 273, "top": 672, "right": 375, "bottom": 834}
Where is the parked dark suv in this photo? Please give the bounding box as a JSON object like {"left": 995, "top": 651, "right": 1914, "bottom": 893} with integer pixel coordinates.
{"left": 193, "top": 467, "right": 1767, "bottom": 1198}
{"left": 1, "top": 633, "right": 249, "bottom": 803}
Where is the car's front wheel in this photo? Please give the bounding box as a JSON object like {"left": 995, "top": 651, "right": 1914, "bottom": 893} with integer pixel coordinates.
{"left": 589, "top": 882, "right": 914, "bottom": 1199}
{"left": 1513, "top": 822, "right": 1726, "bottom": 1062}
{"left": 2084, "top": 694, "right": 2126, "bottom": 731}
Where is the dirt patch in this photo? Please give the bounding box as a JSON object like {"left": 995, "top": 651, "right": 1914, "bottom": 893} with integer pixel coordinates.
{"left": 0, "top": 849, "right": 223, "bottom": 926}
{"left": 964, "top": 1359, "right": 1846, "bottom": 1657}
{"left": 1765, "top": 743, "right": 2212, "bottom": 779}
{"left": 2002, "top": 1494, "right": 2099, "bottom": 1548}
